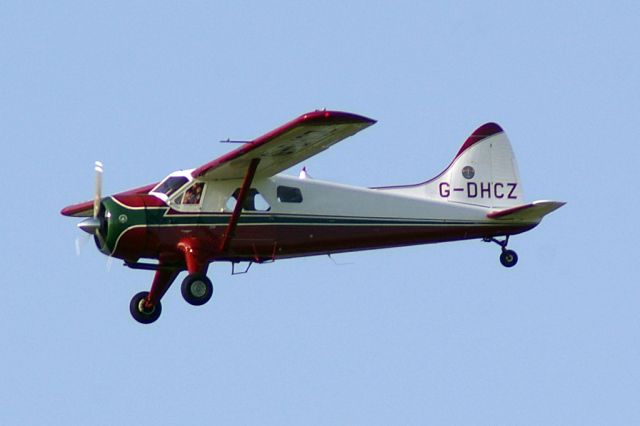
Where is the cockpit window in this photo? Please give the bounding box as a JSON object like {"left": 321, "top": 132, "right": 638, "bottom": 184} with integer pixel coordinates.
{"left": 153, "top": 176, "right": 189, "bottom": 197}
{"left": 177, "top": 182, "right": 205, "bottom": 205}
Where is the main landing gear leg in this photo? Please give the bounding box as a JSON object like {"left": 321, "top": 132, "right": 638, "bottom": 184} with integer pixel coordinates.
{"left": 484, "top": 236, "right": 519, "bottom": 268}
{"left": 130, "top": 268, "right": 180, "bottom": 324}
{"left": 178, "top": 239, "right": 214, "bottom": 306}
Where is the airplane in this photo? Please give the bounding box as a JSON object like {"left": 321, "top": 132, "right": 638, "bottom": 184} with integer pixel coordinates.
{"left": 61, "top": 110, "right": 564, "bottom": 324}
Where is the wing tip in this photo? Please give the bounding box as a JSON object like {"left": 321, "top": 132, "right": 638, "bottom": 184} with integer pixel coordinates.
{"left": 61, "top": 201, "right": 94, "bottom": 217}
{"left": 301, "top": 110, "right": 376, "bottom": 125}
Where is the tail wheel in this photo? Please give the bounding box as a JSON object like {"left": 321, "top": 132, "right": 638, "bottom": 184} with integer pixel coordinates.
{"left": 500, "top": 249, "right": 518, "bottom": 268}
{"left": 130, "top": 291, "right": 162, "bottom": 324}
{"left": 181, "top": 274, "right": 213, "bottom": 306}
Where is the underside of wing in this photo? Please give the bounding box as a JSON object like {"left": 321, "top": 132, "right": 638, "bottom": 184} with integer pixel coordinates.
{"left": 192, "top": 110, "right": 376, "bottom": 180}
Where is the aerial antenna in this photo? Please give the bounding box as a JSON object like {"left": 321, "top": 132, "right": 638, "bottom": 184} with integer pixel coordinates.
{"left": 220, "top": 138, "right": 251, "bottom": 144}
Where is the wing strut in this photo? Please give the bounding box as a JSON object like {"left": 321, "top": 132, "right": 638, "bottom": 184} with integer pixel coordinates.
{"left": 218, "top": 158, "right": 261, "bottom": 253}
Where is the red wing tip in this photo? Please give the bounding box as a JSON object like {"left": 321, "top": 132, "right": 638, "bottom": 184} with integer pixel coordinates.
{"left": 301, "top": 110, "right": 376, "bottom": 125}
{"left": 456, "top": 122, "right": 504, "bottom": 158}
{"left": 61, "top": 201, "right": 93, "bottom": 216}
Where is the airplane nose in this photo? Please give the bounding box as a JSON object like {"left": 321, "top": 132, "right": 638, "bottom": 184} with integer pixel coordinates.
{"left": 78, "top": 217, "right": 101, "bottom": 235}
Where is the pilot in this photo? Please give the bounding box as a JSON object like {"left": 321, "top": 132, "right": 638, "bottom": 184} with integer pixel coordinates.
{"left": 183, "top": 183, "right": 203, "bottom": 204}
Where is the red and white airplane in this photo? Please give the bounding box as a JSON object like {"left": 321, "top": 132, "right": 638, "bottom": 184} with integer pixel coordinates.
{"left": 62, "top": 110, "right": 564, "bottom": 324}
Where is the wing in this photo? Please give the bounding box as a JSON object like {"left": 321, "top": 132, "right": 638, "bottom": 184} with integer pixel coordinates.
{"left": 61, "top": 111, "right": 375, "bottom": 217}
{"left": 60, "top": 182, "right": 158, "bottom": 217}
{"left": 192, "top": 110, "right": 376, "bottom": 180}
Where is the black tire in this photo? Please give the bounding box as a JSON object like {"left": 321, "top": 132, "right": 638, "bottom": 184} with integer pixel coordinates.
{"left": 130, "top": 291, "right": 162, "bottom": 324}
{"left": 181, "top": 274, "right": 213, "bottom": 306}
{"left": 500, "top": 249, "right": 518, "bottom": 268}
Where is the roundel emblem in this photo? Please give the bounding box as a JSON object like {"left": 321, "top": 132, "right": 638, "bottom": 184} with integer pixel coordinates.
{"left": 462, "top": 166, "right": 475, "bottom": 179}
{"left": 118, "top": 214, "right": 128, "bottom": 224}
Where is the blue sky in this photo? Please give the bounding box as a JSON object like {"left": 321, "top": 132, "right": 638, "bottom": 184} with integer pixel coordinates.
{"left": 1, "top": 1, "right": 639, "bottom": 424}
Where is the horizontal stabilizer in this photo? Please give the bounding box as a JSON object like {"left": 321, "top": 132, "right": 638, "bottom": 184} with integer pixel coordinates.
{"left": 487, "top": 200, "right": 565, "bottom": 222}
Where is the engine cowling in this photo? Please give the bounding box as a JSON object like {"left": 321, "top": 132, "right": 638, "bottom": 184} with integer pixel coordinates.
{"left": 96, "top": 194, "right": 164, "bottom": 260}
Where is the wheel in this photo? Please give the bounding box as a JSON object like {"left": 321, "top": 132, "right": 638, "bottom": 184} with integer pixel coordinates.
{"left": 500, "top": 249, "right": 518, "bottom": 268}
{"left": 130, "top": 291, "right": 162, "bottom": 324}
{"left": 181, "top": 273, "right": 213, "bottom": 306}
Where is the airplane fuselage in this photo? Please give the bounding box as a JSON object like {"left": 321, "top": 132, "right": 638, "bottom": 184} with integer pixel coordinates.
{"left": 95, "top": 174, "right": 536, "bottom": 266}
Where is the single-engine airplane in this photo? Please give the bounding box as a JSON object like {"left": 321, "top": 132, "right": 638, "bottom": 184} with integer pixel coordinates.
{"left": 62, "top": 110, "right": 564, "bottom": 324}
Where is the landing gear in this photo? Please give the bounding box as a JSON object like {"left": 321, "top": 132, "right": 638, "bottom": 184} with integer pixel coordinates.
{"left": 484, "top": 236, "right": 519, "bottom": 268}
{"left": 128, "top": 237, "right": 217, "bottom": 323}
{"left": 128, "top": 270, "right": 213, "bottom": 324}
{"left": 499, "top": 249, "right": 518, "bottom": 268}
{"left": 181, "top": 273, "right": 213, "bottom": 306}
{"left": 130, "top": 291, "right": 162, "bottom": 324}
{"left": 128, "top": 267, "right": 180, "bottom": 324}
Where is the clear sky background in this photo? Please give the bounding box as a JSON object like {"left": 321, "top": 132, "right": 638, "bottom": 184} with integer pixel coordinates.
{"left": 1, "top": 1, "right": 639, "bottom": 425}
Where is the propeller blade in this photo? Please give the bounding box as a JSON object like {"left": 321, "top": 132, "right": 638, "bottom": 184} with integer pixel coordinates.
{"left": 73, "top": 161, "right": 106, "bottom": 252}
{"left": 75, "top": 236, "right": 81, "bottom": 256}
{"left": 75, "top": 233, "right": 91, "bottom": 255}
{"left": 94, "top": 161, "right": 103, "bottom": 218}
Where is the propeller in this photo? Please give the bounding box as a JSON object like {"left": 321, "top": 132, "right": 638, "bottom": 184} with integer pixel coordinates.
{"left": 78, "top": 161, "right": 104, "bottom": 235}
{"left": 94, "top": 161, "right": 103, "bottom": 219}
{"left": 75, "top": 234, "right": 89, "bottom": 256}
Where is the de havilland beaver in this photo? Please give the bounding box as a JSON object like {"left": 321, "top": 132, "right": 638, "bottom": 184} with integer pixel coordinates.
{"left": 61, "top": 110, "right": 564, "bottom": 323}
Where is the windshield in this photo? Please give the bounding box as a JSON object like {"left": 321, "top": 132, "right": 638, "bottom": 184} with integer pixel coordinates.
{"left": 153, "top": 176, "right": 189, "bottom": 197}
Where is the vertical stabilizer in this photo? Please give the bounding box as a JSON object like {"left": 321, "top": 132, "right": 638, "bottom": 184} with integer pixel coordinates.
{"left": 427, "top": 123, "right": 522, "bottom": 208}
{"left": 380, "top": 123, "right": 524, "bottom": 209}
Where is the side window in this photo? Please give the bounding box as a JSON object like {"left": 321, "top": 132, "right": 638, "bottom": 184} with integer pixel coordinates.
{"left": 226, "top": 188, "right": 270, "bottom": 212}
{"left": 277, "top": 186, "right": 303, "bottom": 203}
{"left": 178, "top": 182, "right": 205, "bottom": 205}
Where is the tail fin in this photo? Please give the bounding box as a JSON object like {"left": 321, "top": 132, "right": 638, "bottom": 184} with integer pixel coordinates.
{"left": 382, "top": 123, "right": 524, "bottom": 208}
{"left": 426, "top": 123, "right": 522, "bottom": 208}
